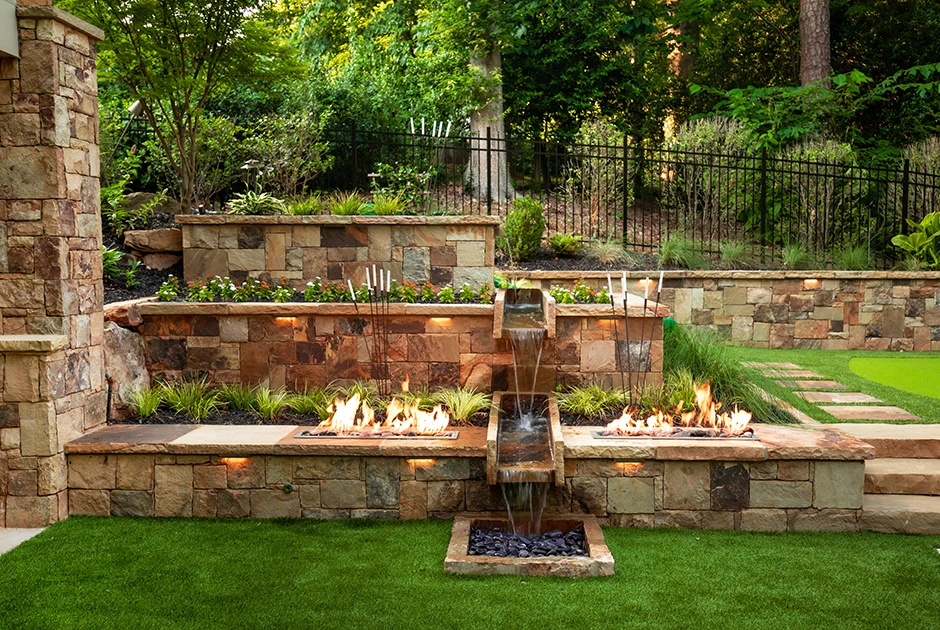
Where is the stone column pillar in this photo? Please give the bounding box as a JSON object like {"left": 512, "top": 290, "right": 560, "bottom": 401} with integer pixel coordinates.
{"left": 0, "top": 1, "right": 105, "bottom": 527}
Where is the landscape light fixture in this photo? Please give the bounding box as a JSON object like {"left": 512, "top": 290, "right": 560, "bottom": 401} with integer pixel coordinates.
{"left": 103, "top": 100, "right": 145, "bottom": 174}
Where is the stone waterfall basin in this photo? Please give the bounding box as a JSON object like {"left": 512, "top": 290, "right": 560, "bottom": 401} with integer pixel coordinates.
{"left": 487, "top": 392, "right": 565, "bottom": 486}
{"left": 444, "top": 515, "right": 615, "bottom": 577}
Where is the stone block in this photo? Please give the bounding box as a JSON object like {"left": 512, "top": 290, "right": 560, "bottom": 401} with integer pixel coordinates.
{"left": 750, "top": 480, "right": 812, "bottom": 508}
{"left": 19, "top": 401, "right": 56, "bottom": 456}
{"left": 6, "top": 495, "right": 57, "bottom": 528}
{"left": 265, "top": 457, "right": 293, "bottom": 486}
{"left": 607, "top": 477, "right": 655, "bottom": 514}
{"left": 400, "top": 481, "right": 427, "bottom": 520}
{"left": 37, "top": 453, "right": 67, "bottom": 495}
{"left": 0, "top": 147, "right": 65, "bottom": 199}
{"left": 739, "top": 509, "right": 787, "bottom": 532}
{"left": 4, "top": 355, "right": 40, "bottom": 402}
{"left": 663, "top": 461, "right": 710, "bottom": 510}
{"left": 217, "top": 489, "right": 251, "bottom": 518}
{"left": 576, "top": 459, "right": 622, "bottom": 477}
{"left": 9, "top": 469, "right": 37, "bottom": 496}
{"left": 366, "top": 458, "right": 400, "bottom": 509}
{"left": 193, "top": 490, "right": 218, "bottom": 518}
{"left": 350, "top": 509, "right": 398, "bottom": 520}
{"left": 777, "top": 461, "right": 809, "bottom": 481}
{"left": 710, "top": 462, "right": 750, "bottom": 511}
{"left": 298, "top": 484, "right": 321, "bottom": 509}
{"left": 70, "top": 489, "right": 110, "bottom": 516}
{"left": 154, "top": 465, "right": 193, "bottom": 517}
{"left": 226, "top": 457, "right": 265, "bottom": 489}
{"left": 110, "top": 490, "right": 154, "bottom": 517}
{"left": 294, "top": 456, "right": 361, "bottom": 480}
{"left": 320, "top": 480, "right": 367, "bottom": 509}
{"left": 413, "top": 458, "right": 469, "bottom": 481}
{"left": 455, "top": 241, "right": 485, "bottom": 267}
{"left": 193, "top": 465, "right": 227, "bottom": 490}
{"left": 114, "top": 455, "right": 154, "bottom": 491}
{"left": 69, "top": 454, "right": 116, "bottom": 489}
{"left": 427, "top": 480, "right": 465, "bottom": 512}
{"left": 813, "top": 461, "right": 864, "bottom": 509}
{"left": 654, "top": 510, "right": 701, "bottom": 529}
{"left": 402, "top": 247, "right": 429, "bottom": 284}
{"left": 789, "top": 508, "right": 858, "bottom": 532}
{"left": 570, "top": 477, "right": 607, "bottom": 516}
{"left": 250, "top": 489, "right": 301, "bottom": 518}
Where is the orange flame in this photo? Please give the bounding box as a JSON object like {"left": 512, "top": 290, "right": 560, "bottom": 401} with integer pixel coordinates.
{"left": 318, "top": 389, "right": 451, "bottom": 437}
{"left": 605, "top": 381, "right": 752, "bottom": 437}
{"left": 401, "top": 374, "right": 410, "bottom": 393}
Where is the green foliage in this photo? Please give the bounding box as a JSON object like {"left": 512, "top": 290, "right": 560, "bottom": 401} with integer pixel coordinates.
{"left": 370, "top": 194, "right": 407, "bottom": 216}
{"left": 160, "top": 380, "right": 220, "bottom": 422}
{"left": 339, "top": 381, "right": 380, "bottom": 410}
{"left": 131, "top": 387, "right": 163, "bottom": 418}
{"left": 557, "top": 385, "right": 625, "bottom": 418}
{"left": 191, "top": 115, "right": 248, "bottom": 207}
{"left": 781, "top": 243, "right": 816, "bottom": 270}
{"left": 156, "top": 276, "right": 182, "bottom": 302}
{"left": 102, "top": 181, "right": 161, "bottom": 238}
{"left": 369, "top": 163, "right": 432, "bottom": 210}
{"left": 217, "top": 384, "right": 257, "bottom": 412}
{"left": 658, "top": 234, "right": 706, "bottom": 269}
{"left": 102, "top": 246, "right": 140, "bottom": 287}
{"left": 833, "top": 244, "right": 873, "bottom": 271}
{"left": 247, "top": 112, "right": 334, "bottom": 198}
{"left": 550, "top": 281, "right": 609, "bottom": 305}
{"left": 458, "top": 284, "right": 477, "bottom": 303}
{"left": 396, "top": 386, "right": 437, "bottom": 412}
{"left": 437, "top": 286, "right": 455, "bottom": 304}
{"left": 286, "top": 195, "right": 325, "bottom": 216}
{"left": 891, "top": 212, "right": 940, "bottom": 269}
{"left": 252, "top": 388, "right": 290, "bottom": 421}
{"left": 226, "top": 191, "right": 287, "bottom": 215}
{"left": 499, "top": 197, "right": 545, "bottom": 263}
{"left": 329, "top": 192, "right": 365, "bottom": 216}
{"left": 718, "top": 240, "right": 752, "bottom": 270}
{"left": 547, "top": 233, "right": 585, "bottom": 257}
{"left": 563, "top": 119, "right": 627, "bottom": 237}
{"left": 420, "top": 283, "right": 437, "bottom": 303}
{"left": 585, "top": 239, "right": 632, "bottom": 266}
{"left": 287, "top": 387, "right": 336, "bottom": 420}
{"left": 549, "top": 286, "right": 576, "bottom": 304}
{"left": 433, "top": 388, "right": 491, "bottom": 424}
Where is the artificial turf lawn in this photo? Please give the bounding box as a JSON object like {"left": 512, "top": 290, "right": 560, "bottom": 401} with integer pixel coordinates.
{"left": 849, "top": 357, "right": 940, "bottom": 400}
{"left": 0, "top": 518, "right": 938, "bottom": 630}
{"left": 729, "top": 348, "right": 940, "bottom": 424}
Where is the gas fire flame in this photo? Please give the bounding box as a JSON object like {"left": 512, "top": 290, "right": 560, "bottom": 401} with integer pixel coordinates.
{"left": 604, "top": 381, "right": 752, "bottom": 437}
{"left": 317, "top": 377, "right": 451, "bottom": 436}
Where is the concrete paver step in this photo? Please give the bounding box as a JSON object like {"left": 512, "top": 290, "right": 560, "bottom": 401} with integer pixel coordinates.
{"left": 836, "top": 424, "right": 940, "bottom": 458}
{"left": 796, "top": 391, "right": 881, "bottom": 404}
{"left": 761, "top": 369, "right": 823, "bottom": 378}
{"left": 865, "top": 458, "right": 940, "bottom": 495}
{"left": 820, "top": 405, "right": 919, "bottom": 421}
{"left": 775, "top": 380, "right": 848, "bottom": 390}
{"left": 860, "top": 494, "right": 940, "bottom": 535}
{"left": 742, "top": 362, "right": 803, "bottom": 369}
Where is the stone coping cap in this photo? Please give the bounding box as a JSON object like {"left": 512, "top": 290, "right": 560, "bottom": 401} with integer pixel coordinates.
{"left": 505, "top": 269, "right": 940, "bottom": 280}
{"left": 138, "top": 302, "right": 495, "bottom": 317}
{"left": 17, "top": 5, "right": 105, "bottom": 41}
{"left": 175, "top": 214, "right": 502, "bottom": 226}
{"left": 561, "top": 424, "right": 874, "bottom": 461}
{"left": 66, "top": 424, "right": 488, "bottom": 457}
{"left": 556, "top": 297, "right": 669, "bottom": 318}
{"left": 0, "top": 334, "right": 69, "bottom": 353}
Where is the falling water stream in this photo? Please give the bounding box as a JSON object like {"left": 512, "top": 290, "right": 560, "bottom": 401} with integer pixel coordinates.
{"left": 497, "top": 294, "right": 553, "bottom": 537}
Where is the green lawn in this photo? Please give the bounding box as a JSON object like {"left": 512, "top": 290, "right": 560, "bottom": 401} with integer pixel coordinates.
{"left": 730, "top": 348, "right": 940, "bottom": 424}
{"left": 848, "top": 357, "right": 940, "bottom": 400}
{"left": 0, "top": 518, "right": 938, "bottom": 629}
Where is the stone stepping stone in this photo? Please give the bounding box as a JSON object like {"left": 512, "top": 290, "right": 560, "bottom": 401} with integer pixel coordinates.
{"left": 761, "top": 369, "right": 823, "bottom": 379}
{"left": 865, "top": 458, "right": 940, "bottom": 496}
{"left": 836, "top": 423, "right": 940, "bottom": 459}
{"left": 796, "top": 391, "right": 882, "bottom": 404}
{"left": 776, "top": 380, "right": 848, "bottom": 390}
{"left": 861, "top": 494, "right": 940, "bottom": 535}
{"left": 742, "top": 362, "right": 803, "bottom": 370}
{"left": 820, "top": 405, "right": 920, "bottom": 421}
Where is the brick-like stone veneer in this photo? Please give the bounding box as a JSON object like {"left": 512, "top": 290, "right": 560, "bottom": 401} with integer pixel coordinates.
{"left": 178, "top": 215, "right": 501, "bottom": 289}
{"left": 63, "top": 453, "right": 865, "bottom": 531}
{"left": 135, "top": 302, "right": 664, "bottom": 392}
{"left": 0, "top": 4, "right": 105, "bottom": 527}
{"left": 512, "top": 271, "right": 940, "bottom": 351}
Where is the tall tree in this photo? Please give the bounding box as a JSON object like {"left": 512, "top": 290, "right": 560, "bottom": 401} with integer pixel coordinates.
{"left": 800, "top": 0, "right": 830, "bottom": 86}
{"left": 65, "top": 0, "right": 297, "bottom": 210}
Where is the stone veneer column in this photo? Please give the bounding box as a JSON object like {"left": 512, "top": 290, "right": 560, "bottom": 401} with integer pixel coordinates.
{"left": 0, "top": 1, "right": 105, "bottom": 527}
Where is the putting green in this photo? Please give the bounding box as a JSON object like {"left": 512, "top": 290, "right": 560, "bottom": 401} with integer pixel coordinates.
{"left": 848, "top": 357, "right": 940, "bottom": 399}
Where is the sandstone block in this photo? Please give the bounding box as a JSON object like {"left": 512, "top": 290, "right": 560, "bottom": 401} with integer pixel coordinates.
{"left": 777, "top": 460, "right": 809, "bottom": 481}
{"left": 19, "top": 400, "right": 56, "bottom": 456}
{"left": 320, "top": 480, "right": 367, "bottom": 509}
{"left": 813, "top": 461, "right": 864, "bottom": 509}
{"left": 193, "top": 490, "right": 218, "bottom": 518}
{"left": 110, "top": 490, "right": 154, "bottom": 517}
{"left": 570, "top": 477, "right": 607, "bottom": 516}
{"left": 739, "top": 509, "right": 787, "bottom": 532}
{"left": 69, "top": 454, "right": 116, "bottom": 489}
{"left": 70, "top": 489, "right": 110, "bottom": 516}
{"left": 193, "top": 465, "right": 227, "bottom": 489}
{"left": 217, "top": 489, "right": 250, "bottom": 518}
{"left": 226, "top": 457, "right": 265, "bottom": 488}
{"left": 789, "top": 508, "right": 858, "bottom": 532}
{"left": 4, "top": 355, "right": 41, "bottom": 402}
{"left": 298, "top": 484, "right": 321, "bottom": 509}
{"left": 265, "top": 457, "right": 293, "bottom": 486}
{"left": 6, "top": 495, "right": 57, "bottom": 528}
{"left": 750, "top": 480, "right": 812, "bottom": 508}
{"left": 294, "top": 456, "right": 361, "bottom": 480}
{"left": 250, "top": 489, "right": 301, "bottom": 518}
{"left": 607, "top": 477, "right": 655, "bottom": 514}
{"left": 366, "top": 458, "right": 400, "bottom": 509}
{"left": 413, "top": 458, "right": 469, "bottom": 481}
{"left": 37, "top": 453, "right": 67, "bottom": 495}
{"left": 427, "top": 480, "right": 464, "bottom": 512}
{"left": 124, "top": 228, "right": 182, "bottom": 253}
{"left": 154, "top": 465, "right": 193, "bottom": 517}
{"left": 400, "top": 480, "right": 427, "bottom": 520}
{"left": 663, "top": 461, "right": 710, "bottom": 510}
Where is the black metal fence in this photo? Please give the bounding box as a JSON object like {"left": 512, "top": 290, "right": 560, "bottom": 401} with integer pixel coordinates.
{"left": 314, "top": 127, "right": 940, "bottom": 266}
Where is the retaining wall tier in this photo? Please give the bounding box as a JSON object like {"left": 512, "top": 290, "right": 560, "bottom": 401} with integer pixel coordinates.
{"left": 508, "top": 271, "right": 940, "bottom": 351}
{"left": 177, "top": 215, "right": 501, "bottom": 289}
{"left": 135, "top": 301, "right": 665, "bottom": 392}
{"left": 64, "top": 423, "right": 873, "bottom": 531}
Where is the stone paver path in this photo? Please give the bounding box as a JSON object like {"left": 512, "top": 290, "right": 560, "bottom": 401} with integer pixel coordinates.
{"left": 820, "top": 405, "right": 920, "bottom": 421}
{"left": 795, "top": 391, "right": 882, "bottom": 404}
{"left": 775, "top": 379, "right": 848, "bottom": 390}
{"left": 762, "top": 369, "right": 824, "bottom": 379}
{"left": 742, "top": 362, "right": 802, "bottom": 369}
{"left": 0, "top": 529, "right": 44, "bottom": 555}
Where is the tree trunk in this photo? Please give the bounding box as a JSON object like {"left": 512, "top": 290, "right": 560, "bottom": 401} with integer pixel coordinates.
{"left": 800, "top": 0, "right": 830, "bottom": 86}
{"left": 465, "top": 47, "right": 516, "bottom": 204}
{"left": 667, "top": 0, "right": 699, "bottom": 80}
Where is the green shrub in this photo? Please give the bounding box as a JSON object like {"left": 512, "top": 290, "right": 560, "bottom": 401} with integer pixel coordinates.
{"left": 499, "top": 197, "right": 545, "bottom": 262}
{"left": 329, "top": 192, "right": 365, "bottom": 216}
{"left": 160, "top": 380, "right": 219, "bottom": 422}
{"left": 226, "top": 191, "right": 286, "bottom": 215}
{"left": 833, "top": 244, "right": 873, "bottom": 270}
{"left": 246, "top": 111, "right": 333, "bottom": 198}
{"left": 131, "top": 387, "right": 163, "bottom": 417}
{"left": 659, "top": 234, "right": 705, "bottom": 269}
{"left": 891, "top": 211, "right": 940, "bottom": 269}
{"left": 718, "top": 240, "right": 752, "bottom": 269}
{"left": 253, "top": 388, "right": 290, "bottom": 421}
{"left": 217, "top": 383, "right": 257, "bottom": 411}
{"left": 370, "top": 193, "right": 407, "bottom": 216}
{"left": 397, "top": 386, "right": 436, "bottom": 412}
{"left": 102, "top": 246, "right": 141, "bottom": 287}
{"left": 433, "top": 388, "right": 491, "bottom": 424}
{"left": 286, "top": 195, "right": 324, "bottom": 216}
{"left": 585, "top": 238, "right": 632, "bottom": 265}
{"left": 557, "top": 385, "right": 625, "bottom": 418}
{"left": 287, "top": 387, "right": 336, "bottom": 420}
{"left": 781, "top": 243, "right": 816, "bottom": 270}
{"left": 339, "top": 381, "right": 380, "bottom": 410}
{"left": 547, "top": 233, "right": 585, "bottom": 257}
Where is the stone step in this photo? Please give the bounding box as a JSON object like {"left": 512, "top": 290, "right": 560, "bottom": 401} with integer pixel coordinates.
{"left": 795, "top": 391, "right": 881, "bottom": 404}
{"left": 820, "top": 405, "right": 919, "bottom": 421}
{"left": 860, "top": 494, "right": 940, "bottom": 535}
{"left": 835, "top": 424, "right": 940, "bottom": 458}
{"left": 865, "top": 459, "right": 940, "bottom": 495}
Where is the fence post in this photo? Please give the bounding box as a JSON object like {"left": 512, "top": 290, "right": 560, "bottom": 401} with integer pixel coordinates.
{"left": 350, "top": 122, "right": 358, "bottom": 190}
{"left": 622, "top": 135, "right": 629, "bottom": 245}
{"left": 486, "top": 126, "right": 493, "bottom": 216}
{"left": 759, "top": 147, "right": 768, "bottom": 263}
{"left": 901, "top": 158, "right": 911, "bottom": 228}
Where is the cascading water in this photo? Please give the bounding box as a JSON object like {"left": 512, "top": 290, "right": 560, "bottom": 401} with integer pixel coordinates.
{"left": 496, "top": 290, "right": 553, "bottom": 536}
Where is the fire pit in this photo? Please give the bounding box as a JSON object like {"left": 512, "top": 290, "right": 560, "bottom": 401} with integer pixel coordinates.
{"left": 445, "top": 516, "right": 614, "bottom": 577}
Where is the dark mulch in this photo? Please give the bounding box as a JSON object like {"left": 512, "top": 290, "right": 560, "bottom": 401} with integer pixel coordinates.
{"left": 497, "top": 248, "right": 661, "bottom": 272}
{"left": 559, "top": 411, "right": 607, "bottom": 427}
{"left": 104, "top": 262, "right": 182, "bottom": 304}
{"left": 113, "top": 408, "right": 491, "bottom": 428}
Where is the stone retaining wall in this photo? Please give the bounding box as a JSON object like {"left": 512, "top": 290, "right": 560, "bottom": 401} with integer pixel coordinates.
{"left": 64, "top": 453, "right": 864, "bottom": 531}
{"left": 511, "top": 271, "right": 940, "bottom": 351}
{"left": 136, "top": 303, "right": 664, "bottom": 392}
{"left": 178, "top": 215, "right": 500, "bottom": 290}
